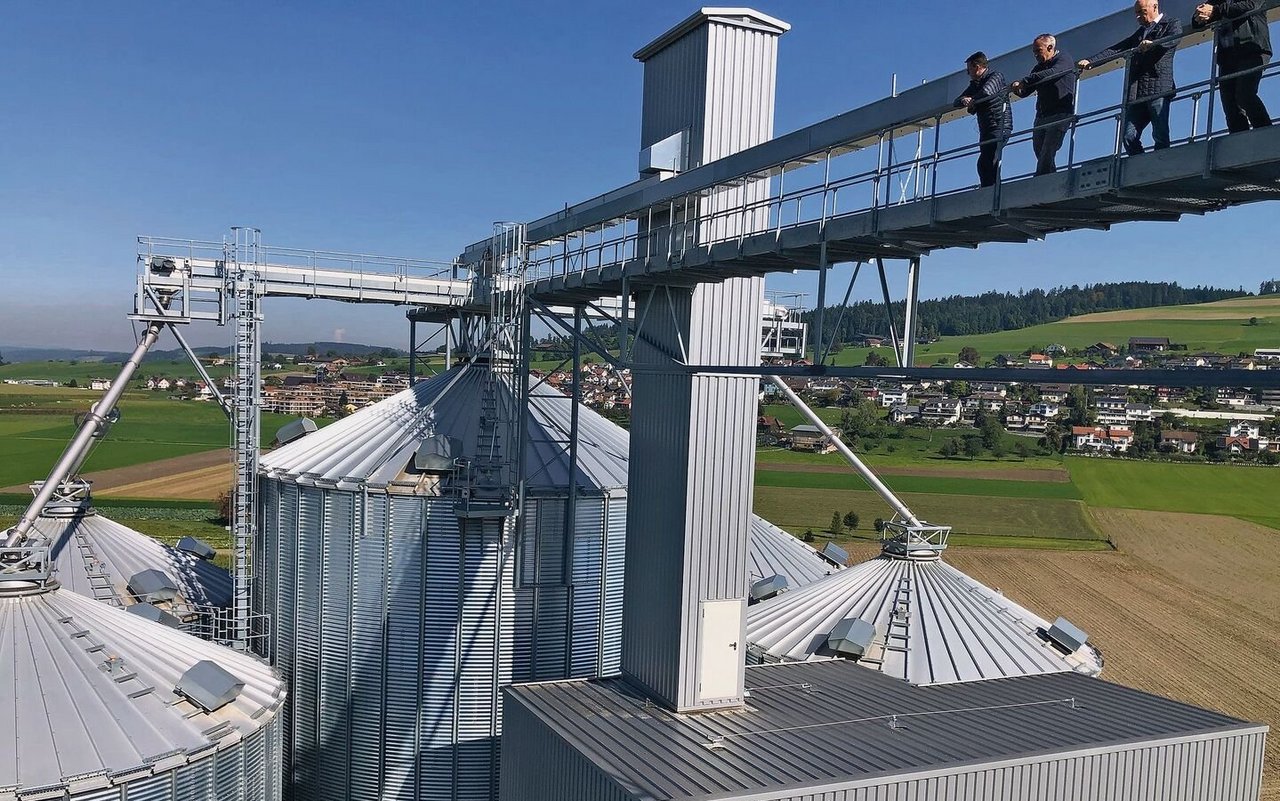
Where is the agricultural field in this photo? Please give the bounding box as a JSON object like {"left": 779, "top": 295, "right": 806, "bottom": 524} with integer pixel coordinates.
{"left": 950, "top": 511, "right": 1280, "bottom": 799}
{"left": 0, "top": 384, "right": 307, "bottom": 490}
{"left": 0, "top": 358, "right": 234, "bottom": 385}
{"left": 828, "top": 295, "right": 1280, "bottom": 366}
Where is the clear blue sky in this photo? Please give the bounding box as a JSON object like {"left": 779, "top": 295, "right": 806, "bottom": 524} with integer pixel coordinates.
{"left": 1, "top": 1, "right": 1275, "bottom": 351}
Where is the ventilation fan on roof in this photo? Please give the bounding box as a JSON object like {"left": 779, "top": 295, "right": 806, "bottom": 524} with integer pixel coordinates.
{"left": 175, "top": 660, "right": 245, "bottom": 713}
{"left": 749, "top": 574, "right": 788, "bottom": 604}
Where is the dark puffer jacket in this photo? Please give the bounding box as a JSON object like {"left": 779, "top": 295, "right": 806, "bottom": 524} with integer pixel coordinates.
{"left": 955, "top": 70, "right": 1013, "bottom": 135}
{"left": 1088, "top": 15, "right": 1183, "bottom": 101}
{"left": 1193, "top": 0, "right": 1273, "bottom": 57}
{"left": 1014, "top": 52, "right": 1079, "bottom": 118}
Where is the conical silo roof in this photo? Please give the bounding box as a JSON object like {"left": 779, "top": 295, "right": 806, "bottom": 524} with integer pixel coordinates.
{"left": 748, "top": 516, "right": 839, "bottom": 589}
{"left": 260, "top": 366, "right": 630, "bottom": 492}
{"left": 30, "top": 509, "right": 232, "bottom": 610}
{"left": 746, "top": 553, "right": 1102, "bottom": 685}
{"left": 0, "top": 579, "right": 284, "bottom": 797}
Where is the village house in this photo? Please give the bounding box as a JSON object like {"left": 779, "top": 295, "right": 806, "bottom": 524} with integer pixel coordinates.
{"left": 1218, "top": 420, "right": 1278, "bottom": 454}
{"left": 1037, "top": 383, "right": 1072, "bottom": 404}
{"left": 889, "top": 404, "right": 920, "bottom": 425}
{"left": 1128, "top": 336, "right": 1171, "bottom": 353}
{"left": 1027, "top": 353, "right": 1053, "bottom": 368}
{"left": 878, "top": 386, "right": 908, "bottom": 408}
{"left": 789, "top": 424, "right": 843, "bottom": 454}
{"left": 1085, "top": 342, "right": 1119, "bottom": 358}
{"left": 962, "top": 392, "right": 1006, "bottom": 413}
{"left": 1215, "top": 388, "right": 1257, "bottom": 407}
{"left": 89, "top": 378, "right": 111, "bottom": 391}
{"left": 1159, "top": 430, "right": 1200, "bottom": 454}
{"left": 1029, "top": 401, "right": 1061, "bottom": 418}
{"left": 921, "top": 397, "right": 962, "bottom": 426}
{"left": 1072, "top": 426, "right": 1134, "bottom": 453}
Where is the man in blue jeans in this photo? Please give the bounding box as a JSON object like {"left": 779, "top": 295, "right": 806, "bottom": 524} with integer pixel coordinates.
{"left": 1079, "top": 0, "right": 1182, "bottom": 155}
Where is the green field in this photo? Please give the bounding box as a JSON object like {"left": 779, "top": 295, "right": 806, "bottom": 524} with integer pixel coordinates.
{"left": 0, "top": 359, "right": 235, "bottom": 384}
{"left": 756, "top": 469, "right": 1082, "bottom": 500}
{"left": 0, "top": 386, "right": 305, "bottom": 488}
{"left": 828, "top": 295, "right": 1280, "bottom": 366}
{"left": 1068, "top": 457, "right": 1280, "bottom": 529}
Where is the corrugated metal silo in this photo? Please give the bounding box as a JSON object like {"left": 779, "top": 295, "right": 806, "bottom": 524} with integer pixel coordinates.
{"left": 0, "top": 570, "right": 285, "bottom": 800}
{"left": 255, "top": 366, "right": 629, "bottom": 801}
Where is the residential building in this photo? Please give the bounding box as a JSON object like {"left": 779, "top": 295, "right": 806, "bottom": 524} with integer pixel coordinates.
{"left": 1128, "top": 336, "right": 1171, "bottom": 352}
{"left": 1029, "top": 402, "right": 1060, "bottom": 418}
{"left": 1072, "top": 426, "right": 1134, "bottom": 453}
{"left": 878, "top": 387, "right": 908, "bottom": 408}
{"left": 1218, "top": 420, "right": 1278, "bottom": 454}
{"left": 962, "top": 392, "right": 1006, "bottom": 413}
{"left": 1255, "top": 347, "right": 1280, "bottom": 362}
{"left": 1159, "top": 430, "right": 1199, "bottom": 454}
{"left": 89, "top": 378, "right": 111, "bottom": 391}
{"left": 1027, "top": 353, "right": 1053, "bottom": 368}
{"left": 1037, "top": 384, "right": 1072, "bottom": 404}
{"left": 1215, "top": 388, "right": 1257, "bottom": 407}
{"left": 921, "top": 398, "right": 962, "bottom": 426}
{"left": 970, "top": 381, "right": 1008, "bottom": 397}
{"left": 789, "top": 424, "right": 843, "bottom": 454}
{"left": 1085, "top": 342, "right": 1119, "bottom": 358}
{"left": 889, "top": 404, "right": 920, "bottom": 424}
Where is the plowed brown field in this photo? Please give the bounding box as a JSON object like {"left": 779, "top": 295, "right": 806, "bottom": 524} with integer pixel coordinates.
{"left": 950, "top": 508, "right": 1280, "bottom": 798}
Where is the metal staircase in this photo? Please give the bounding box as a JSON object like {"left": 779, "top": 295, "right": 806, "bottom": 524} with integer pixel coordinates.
{"left": 228, "top": 227, "right": 262, "bottom": 650}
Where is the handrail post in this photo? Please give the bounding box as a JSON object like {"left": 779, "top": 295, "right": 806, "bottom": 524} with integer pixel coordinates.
{"left": 1206, "top": 38, "right": 1221, "bottom": 139}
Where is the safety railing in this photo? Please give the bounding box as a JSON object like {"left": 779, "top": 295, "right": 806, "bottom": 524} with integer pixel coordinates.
{"left": 522, "top": 9, "right": 1280, "bottom": 283}
{"left": 138, "top": 235, "right": 464, "bottom": 281}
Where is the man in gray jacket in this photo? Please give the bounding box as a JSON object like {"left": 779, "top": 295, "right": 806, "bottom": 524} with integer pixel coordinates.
{"left": 1079, "top": 0, "right": 1183, "bottom": 154}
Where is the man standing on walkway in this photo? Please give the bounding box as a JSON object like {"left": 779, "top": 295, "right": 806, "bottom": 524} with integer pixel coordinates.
{"left": 1194, "top": 0, "right": 1272, "bottom": 132}
{"left": 1078, "top": 0, "right": 1182, "bottom": 154}
{"left": 956, "top": 51, "right": 1013, "bottom": 187}
{"left": 1011, "top": 35, "right": 1079, "bottom": 175}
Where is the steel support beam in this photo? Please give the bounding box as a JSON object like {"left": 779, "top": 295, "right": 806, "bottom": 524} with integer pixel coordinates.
{"left": 902, "top": 258, "right": 921, "bottom": 368}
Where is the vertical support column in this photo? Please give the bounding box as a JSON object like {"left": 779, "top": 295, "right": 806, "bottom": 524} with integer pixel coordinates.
{"left": 813, "top": 241, "right": 829, "bottom": 365}
{"left": 408, "top": 317, "right": 418, "bottom": 384}
{"left": 622, "top": 277, "right": 761, "bottom": 712}
{"left": 229, "top": 226, "right": 262, "bottom": 651}
{"left": 902, "top": 257, "right": 921, "bottom": 368}
{"left": 876, "top": 259, "right": 903, "bottom": 367}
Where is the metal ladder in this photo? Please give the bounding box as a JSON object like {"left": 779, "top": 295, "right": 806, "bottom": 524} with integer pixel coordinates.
{"left": 885, "top": 574, "right": 913, "bottom": 654}
{"left": 227, "top": 228, "right": 262, "bottom": 649}
{"left": 76, "top": 532, "right": 123, "bottom": 607}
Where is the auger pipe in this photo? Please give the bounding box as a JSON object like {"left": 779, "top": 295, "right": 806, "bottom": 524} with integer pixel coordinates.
{"left": 768, "top": 376, "right": 922, "bottom": 527}
{"left": 4, "top": 319, "right": 167, "bottom": 547}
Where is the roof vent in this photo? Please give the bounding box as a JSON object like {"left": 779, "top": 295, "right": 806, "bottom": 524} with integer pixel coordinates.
{"left": 274, "top": 418, "right": 318, "bottom": 446}
{"left": 414, "top": 434, "right": 461, "bottom": 473}
{"left": 820, "top": 542, "right": 849, "bottom": 567}
{"left": 175, "top": 660, "right": 244, "bottom": 713}
{"left": 826, "top": 617, "right": 876, "bottom": 659}
{"left": 749, "top": 574, "right": 788, "bottom": 604}
{"left": 127, "top": 569, "right": 179, "bottom": 602}
{"left": 126, "top": 603, "right": 183, "bottom": 628}
{"left": 176, "top": 536, "right": 217, "bottom": 561}
{"left": 1046, "top": 616, "right": 1089, "bottom": 653}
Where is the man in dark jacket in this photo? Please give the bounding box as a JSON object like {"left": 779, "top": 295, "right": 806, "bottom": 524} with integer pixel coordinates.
{"left": 955, "top": 51, "right": 1014, "bottom": 187}
{"left": 1194, "top": 0, "right": 1272, "bottom": 132}
{"left": 1011, "top": 35, "right": 1079, "bottom": 175}
{"left": 1079, "top": 0, "right": 1183, "bottom": 154}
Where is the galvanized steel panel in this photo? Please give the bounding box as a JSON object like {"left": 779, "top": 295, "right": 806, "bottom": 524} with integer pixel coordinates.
{"left": 504, "top": 660, "right": 1267, "bottom": 801}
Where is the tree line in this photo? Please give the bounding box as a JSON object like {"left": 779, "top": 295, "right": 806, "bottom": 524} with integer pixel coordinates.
{"left": 801, "top": 281, "right": 1247, "bottom": 343}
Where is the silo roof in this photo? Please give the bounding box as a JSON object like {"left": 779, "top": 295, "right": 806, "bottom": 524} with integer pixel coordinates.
{"left": 747, "top": 517, "right": 839, "bottom": 589}
{"left": 0, "top": 583, "right": 284, "bottom": 796}
{"left": 746, "top": 554, "right": 1102, "bottom": 684}
{"left": 30, "top": 511, "right": 232, "bottom": 609}
{"left": 261, "top": 366, "right": 630, "bottom": 492}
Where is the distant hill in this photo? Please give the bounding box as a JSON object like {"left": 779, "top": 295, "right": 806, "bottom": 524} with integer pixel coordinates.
{"left": 0, "top": 341, "right": 406, "bottom": 366}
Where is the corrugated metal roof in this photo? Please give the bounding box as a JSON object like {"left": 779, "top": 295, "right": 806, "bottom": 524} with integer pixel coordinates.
{"left": 746, "top": 554, "right": 1102, "bottom": 684}
{"left": 507, "top": 660, "right": 1261, "bottom": 801}
{"left": 260, "top": 367, "right": 631, "bottom": 492}
{"left": 747, "top": 517, "right": 838, "bottom": 589}
{"left": 27, "top": 511, "right": 232, "bottom": 609}
{"left": 0, "top": 583, "right": 284, "bottom": 795}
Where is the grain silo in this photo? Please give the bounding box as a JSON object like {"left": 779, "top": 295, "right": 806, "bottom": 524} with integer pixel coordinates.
{"left": 0, "top": 553, "right": 284, "bottom": 800}
{"left": 746, "top": 522, "right": 1104, "bottom": 684}
{"left": 26, "top": 480, "right": 232, "bottom": 627}
{"left": 254, "top": 365, "right": 629, "bottom": 801}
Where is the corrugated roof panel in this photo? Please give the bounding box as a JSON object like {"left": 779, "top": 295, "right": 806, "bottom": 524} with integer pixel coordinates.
{"left": 29, "top": 512, "right": 232, "bottom": 609}
{"left": 746, "top": 517, "right": 837, "bottom": 589}
{"left": 0, "top": 584, "right": 283, "bottom": 796}
{"left": 506, "top": 660, "right": 1262, "bottom": 801}
{"left": 746, "top": 555, "right": 1102, "bottom": 684}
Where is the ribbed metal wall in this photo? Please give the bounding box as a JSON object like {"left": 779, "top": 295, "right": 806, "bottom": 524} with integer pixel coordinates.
{"left": 639, "top": 24, "right": 707, "bottom": 163}
{"left": 61, "top": 720, "right": 282, "bottom": 801}
{"left": 257, "top": 479, "right": 624, "bottom": 801}
{"left": 623, "top": 11, "right": 782, "bottom": 713}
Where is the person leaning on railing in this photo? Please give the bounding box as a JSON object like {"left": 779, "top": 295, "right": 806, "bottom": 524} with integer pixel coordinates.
{"left": 955, "top": 51, "right": 1014, "bottom": 187}
{"left": 1078, "top": 0, "right": 1182, "bottom": 154}
{"left": 1010, "top": 34, "right": 1079, "bottom": 176}
{"left": 1194, "top": 0, "right": 1273, "bottom": 132}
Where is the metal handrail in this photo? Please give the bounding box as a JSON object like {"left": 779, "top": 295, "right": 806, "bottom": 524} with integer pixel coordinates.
{"left": 521, "top": 7, "right": 1280, "bottom": 281}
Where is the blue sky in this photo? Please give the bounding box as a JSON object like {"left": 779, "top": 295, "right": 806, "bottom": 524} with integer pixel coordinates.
{"left": 1, "top": 1, "right": 1275, "bottom": 351}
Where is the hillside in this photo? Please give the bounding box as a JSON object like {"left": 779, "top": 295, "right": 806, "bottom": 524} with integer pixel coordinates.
{"left": 832, "top": 295, "right": 1280, "bottom": 366}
